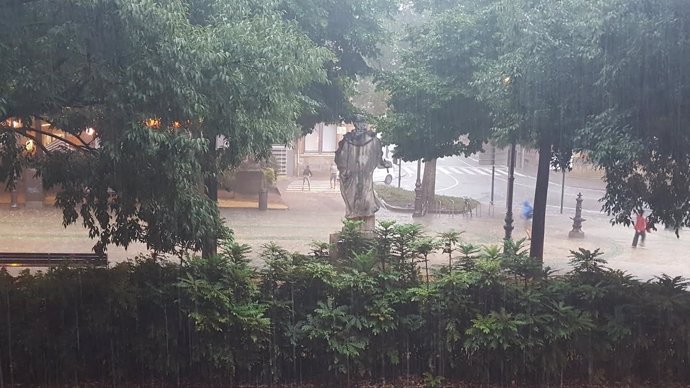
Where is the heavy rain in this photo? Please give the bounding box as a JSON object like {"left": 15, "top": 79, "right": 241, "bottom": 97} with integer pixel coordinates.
{"left": 0, "top": 0, "right": 689, "bottom": 386}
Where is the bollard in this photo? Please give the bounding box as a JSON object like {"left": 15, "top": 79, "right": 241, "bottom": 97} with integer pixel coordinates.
{"left": 258, "top": 189, "right": 268, "bottom": 210}
{"left": 568, "top": 193, "right": 586, "bottom": 238}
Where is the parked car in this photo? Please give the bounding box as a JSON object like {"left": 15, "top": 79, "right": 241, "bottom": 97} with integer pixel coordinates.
{"left": 373, "top": 164, "right": 402, "bottom": 185}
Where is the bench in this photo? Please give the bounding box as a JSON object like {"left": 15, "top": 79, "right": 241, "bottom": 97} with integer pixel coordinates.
{"left": 0, "top": 252, "right": 108, "bottom": 268}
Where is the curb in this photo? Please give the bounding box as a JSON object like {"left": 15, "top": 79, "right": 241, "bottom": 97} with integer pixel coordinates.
{"left": 217, "top": 199, "right": 289, "bottom": 210}
{"left": 217, "top": 186, "right": 289, "bottom": 210}
{"left": 378, "top": 197, "right": 414, "bottom": 213}
{"left": 377, "top": 196, "right": 479, "bottom": 215}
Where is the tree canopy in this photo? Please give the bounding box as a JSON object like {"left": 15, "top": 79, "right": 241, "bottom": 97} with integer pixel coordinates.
{"left": 4, "top": 0, "right": 690, "bottom": 257}
{"left": 280, "top": 0, "right": 396, "bottom": 130}
{"left": 0, "top": 0, "right": 328, "bottom": 254}
{"left": 470, "top": 0, "right": 601, "bottom": 259}
{"left": 377, "top": 0, "right": 690, "bottom": 259}
{"left": 377, "top": 3, "right": 494, "bottom": 162}
{"left": 582, "top": 0, "right": 690, "bottom": 233}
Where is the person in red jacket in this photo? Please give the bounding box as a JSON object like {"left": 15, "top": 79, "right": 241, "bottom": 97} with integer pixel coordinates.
{"left": 632, "top": 210, "right": 648, "bottom": 248}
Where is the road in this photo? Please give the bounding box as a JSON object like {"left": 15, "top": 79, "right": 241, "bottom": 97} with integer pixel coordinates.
{"left": 388, "top": 154, "right": 607, "bottom": 215}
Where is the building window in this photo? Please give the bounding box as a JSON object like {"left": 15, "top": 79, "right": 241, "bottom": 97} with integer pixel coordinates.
{"left": 304, "top": 129, "right": 320, "bottom": 152}
{"left": 322, "top": 124, "right": 337, "bottom": 152}
{"left": 303, "top": 123, "right": 343, "bottom": 153}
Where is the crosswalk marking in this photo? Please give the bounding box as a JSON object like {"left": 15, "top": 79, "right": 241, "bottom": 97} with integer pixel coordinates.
{"left": 429, "top": 166, "right": 530, "bottom": 178}
{"left": 447, "top": 167, "right": 463, "bottom": 175}
{"left": 286, "top": 180, "right": 339, "bottom": 193}
{"left": 482, "top": 167, "right": 501, "bottom": 176}
{"left": 448, "top": 167, "right": 527, "bottom": 178}
{"left": 284, "top": 167, "right": 529, "bottom": 193}
{"left": 475, "top": 168, "right": 491, "bottom": 176}
{"left": 459, "top": 167, "right": 476, "bottom": 175}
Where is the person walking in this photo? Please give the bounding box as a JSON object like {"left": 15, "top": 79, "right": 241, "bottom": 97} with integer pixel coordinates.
{"left": 301, "top": 165, "right": 312, "bottom": 191}
{"left": 521, "top": 200, "right": 533, "bottom": 240}
{"left": 632, "top": 210, "right": 648, "bottom": 247}
{"left": 329, "top": 162, "right": 338, "bottom": 189}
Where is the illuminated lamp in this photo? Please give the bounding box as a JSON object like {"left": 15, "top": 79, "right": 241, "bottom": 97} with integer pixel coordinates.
{"left": 25, "top": 139, "right": 35, "bottom": 152}
{"left": 145, "top": 118, "right": 161, "bottom": 128}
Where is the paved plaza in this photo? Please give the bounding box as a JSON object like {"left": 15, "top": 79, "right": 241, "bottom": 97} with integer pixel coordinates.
{"left": 1, "top": 176, "right": 689, "bottom": 281}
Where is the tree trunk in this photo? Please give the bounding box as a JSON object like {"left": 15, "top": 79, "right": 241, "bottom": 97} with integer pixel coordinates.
{"left": 421, "top": 159, "right": 437, "bottom": 211}
{"left": 202, "top": 174, "right": 219, "bottom": 259}
{"left": 202, "top": 134, "right": 219, "bottom": 259}
{"left": 529, "top": 140, "right": 551, "bottom": 263}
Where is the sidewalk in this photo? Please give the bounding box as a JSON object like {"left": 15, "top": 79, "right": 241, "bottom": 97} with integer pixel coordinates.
{"left": 407, "top": 207, "right": 690, "bottom": 280}
{"left": 1, "top": 176, "right": 688, "bottom": 280}
{"left": 217, "top": 189, "right": 288, "bottom": 210}
{"left": 232, "top": 176, "right": 690, "bottom": 280}
{"left": 0, "top": 188, "right": 290, "bottom": 210}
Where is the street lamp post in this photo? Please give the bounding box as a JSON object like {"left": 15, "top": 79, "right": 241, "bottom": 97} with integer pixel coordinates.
{"left": 10, "top": 188, "right": 18, "bottom": 209}
{"left": 500, "top": 74, "right": 517, "bottom": 240}
{"left": 560, "top": 169, "right": 566, "bottom": 214}
{"left": 490, "top": 144, "right": 496, "bottom": 206}
{"left": 503, "top": 142, "right": 516, "bottom": 240}
{"left": 413, "top": 159, "right": 424, "bottom": 218}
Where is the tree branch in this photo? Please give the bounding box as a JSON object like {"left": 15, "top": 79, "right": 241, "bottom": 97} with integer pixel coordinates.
{"left": 12, "top": 126, "right": 97, "bottom": 154}
{"left": 20, "top": 132, "right": 50, "bottom": 155}
{"left": 36, "top": 117, "right": 95, "bottom": 149}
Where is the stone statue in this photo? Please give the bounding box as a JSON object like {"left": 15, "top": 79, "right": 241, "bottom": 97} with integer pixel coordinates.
{"left": 335, "top": 115, "right": 391, "bottom": 230}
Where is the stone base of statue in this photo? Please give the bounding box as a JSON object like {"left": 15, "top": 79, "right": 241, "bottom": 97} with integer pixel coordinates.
{"left": 352, "top": 215, "right": 376, "bottom": 233}
{"left": 329, "top": 232, "right": 341, "bottom": 260}
{"left": 568, "top": 230, "right": 585, "bottom": 238}
{"left": 329, "top": 217, "right": 377, "bottom": 261}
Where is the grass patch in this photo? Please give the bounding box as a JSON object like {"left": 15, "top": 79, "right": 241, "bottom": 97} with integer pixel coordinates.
{"left": 375, "top": 184, "right": 479, "bottom": 213}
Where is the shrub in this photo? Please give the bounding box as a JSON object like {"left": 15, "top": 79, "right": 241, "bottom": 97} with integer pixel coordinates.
{"left": 0, "top": 222, "right": 688, "bottom": 386}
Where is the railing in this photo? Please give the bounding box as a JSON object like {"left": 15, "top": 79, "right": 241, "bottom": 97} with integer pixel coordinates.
{"left": 0, "top": 253, "right": 108, "bottom": 268}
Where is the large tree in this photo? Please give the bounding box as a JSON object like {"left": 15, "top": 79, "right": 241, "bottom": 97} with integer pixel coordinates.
{"left": 0, "top": 0, "right": 327, "bottom": 256}
{"left": 377, "top": 2, "right": 494, "bottom": 208}
{"left": 472, "top": 0, "right": 600, "bottom": 261}
{"left": 280, "top": 0, "right": 396, "bottom": 129}
{"left": 583, "top": 0, "right": 690, "bottom": 233}
{"left": 380, "top": 0, "right": 602, "bottom": 261}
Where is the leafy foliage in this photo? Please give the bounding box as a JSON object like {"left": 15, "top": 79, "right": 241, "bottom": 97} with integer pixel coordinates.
{"left": 279, "top": 0, "right": 396, "bottom": 130}
{"left": 0, "top": 0, "right": 328, "bottom": 255}
{"left": 377, "top": 4, "right": 494, "bottom": 163}
{"left": 581, "top": 0, "right": 690, "bottom": 233}
{"left": 0, "top": 226, "right": 688, "bottom": 386}
{"left": 377, "top": 0, "right": 690, "bottom": 259}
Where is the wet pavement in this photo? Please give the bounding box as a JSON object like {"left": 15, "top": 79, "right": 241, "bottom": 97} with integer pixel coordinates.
{"left": 1, "top": 174, "right": 689, "bottom": 281}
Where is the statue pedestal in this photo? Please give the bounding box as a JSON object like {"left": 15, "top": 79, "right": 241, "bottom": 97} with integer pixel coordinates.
{"left": 329, "top": 232, "right": 341, "bottom": 260}
{"left": 359, "top": 215, "right": 376, "bottom": 234}
{"left": 568, "top": 230, "right": 585, "bottom": 239}
{"left": 329, "top": 217, "right": 376, "bottom": 261}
